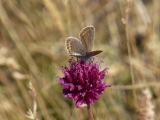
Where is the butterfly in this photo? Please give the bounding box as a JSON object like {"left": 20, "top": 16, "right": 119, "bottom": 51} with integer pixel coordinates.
{"left": 66, "top": 26, "right": 102, "bottom": 59}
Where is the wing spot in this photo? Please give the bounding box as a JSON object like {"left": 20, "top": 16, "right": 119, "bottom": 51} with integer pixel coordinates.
{"left": 67, "top": 41, "right": 72, "bottom": 53}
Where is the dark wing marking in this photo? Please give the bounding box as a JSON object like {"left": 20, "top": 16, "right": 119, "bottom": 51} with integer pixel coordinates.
{"left": 86, "top": 50, "right": 103, "bottom": 57}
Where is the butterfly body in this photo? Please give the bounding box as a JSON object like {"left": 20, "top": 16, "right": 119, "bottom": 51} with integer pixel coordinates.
{"left": 66, "top": 26, "right": 102, "bottom": 59}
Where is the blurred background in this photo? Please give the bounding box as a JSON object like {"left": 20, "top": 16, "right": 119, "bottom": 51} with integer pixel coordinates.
{"left": 0, "top": 0, "right": 159, "bottom": 120}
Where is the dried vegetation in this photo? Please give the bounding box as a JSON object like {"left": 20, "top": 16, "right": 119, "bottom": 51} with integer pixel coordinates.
{"left": 0, "top": 0, "right": 159, "bottom": 120}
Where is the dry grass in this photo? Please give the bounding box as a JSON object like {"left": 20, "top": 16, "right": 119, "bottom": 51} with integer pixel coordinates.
{"left": 0, "top": 0, "right": 159, "bottom": 120}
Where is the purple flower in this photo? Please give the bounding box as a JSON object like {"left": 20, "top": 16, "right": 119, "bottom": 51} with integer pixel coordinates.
{"left": 58, "top": 59, "right": 111, "bottom": 108}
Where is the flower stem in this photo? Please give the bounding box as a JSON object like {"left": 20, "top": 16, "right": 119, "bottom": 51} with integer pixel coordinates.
{"left": 87, "top": 104, "right": 94, "bottom": 120}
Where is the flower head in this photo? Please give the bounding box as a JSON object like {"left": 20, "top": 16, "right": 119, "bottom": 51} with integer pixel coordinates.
{"left": 58, "top": 59, "right": 111, "bottom": 107}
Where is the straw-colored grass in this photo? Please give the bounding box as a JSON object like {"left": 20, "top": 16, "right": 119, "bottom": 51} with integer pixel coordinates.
{"left": 0, "top": 0, "right": 159, "bottom": 120}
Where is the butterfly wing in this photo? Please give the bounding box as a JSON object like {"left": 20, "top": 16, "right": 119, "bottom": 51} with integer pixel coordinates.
{"left": 66, "top": 37, "right": 86, "bottom": 56}
{"left": 79, "top": 26, "right": 95, "bottom": 52}
{"left": 86, "top": 50, "right": 103, "bottom": 57}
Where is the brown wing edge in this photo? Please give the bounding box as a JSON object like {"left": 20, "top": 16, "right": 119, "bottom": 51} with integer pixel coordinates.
{"left": 86, "top": 50, "right": 103, "bottom": 57}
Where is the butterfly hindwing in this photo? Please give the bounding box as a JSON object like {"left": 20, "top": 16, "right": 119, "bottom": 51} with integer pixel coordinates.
{"left": 79, "top": 26, "right": 95, "bottom": 52}
{"left": 66, "top": 37, "right": 86, "bottom": 56}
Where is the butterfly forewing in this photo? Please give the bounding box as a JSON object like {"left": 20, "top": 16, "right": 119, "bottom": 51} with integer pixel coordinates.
{"left": 79, "top": 26, "right": 95, "bottom": 52}
{"left": 66, "top": 37, "right": 86, "bottom": 56}
{"left": 86, "top": 50, "right": 103, "bottom": 57}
